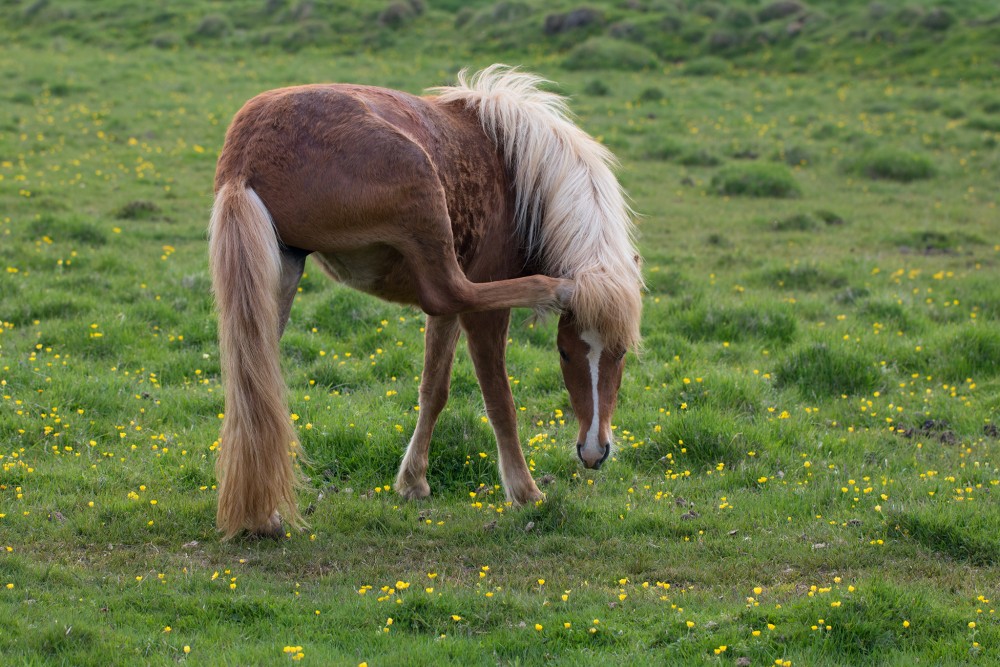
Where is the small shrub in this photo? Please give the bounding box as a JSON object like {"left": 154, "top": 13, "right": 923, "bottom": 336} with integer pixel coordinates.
{"left": 842, "top": 148, "right": 935, "bottom": 182}
{"left": 563, "top": 37, "right": 658, "bottom": 71}
{"left": 710, "top": 163, "right": 801, "bottom": 198}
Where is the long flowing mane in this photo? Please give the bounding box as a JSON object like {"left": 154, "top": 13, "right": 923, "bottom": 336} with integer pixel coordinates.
{"left": 430, "top": 65, "right": 644, "bottom": 350}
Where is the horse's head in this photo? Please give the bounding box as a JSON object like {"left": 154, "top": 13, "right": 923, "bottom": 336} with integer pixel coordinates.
{"left": 557, "top": 312, "right": 626, "bottom": 469}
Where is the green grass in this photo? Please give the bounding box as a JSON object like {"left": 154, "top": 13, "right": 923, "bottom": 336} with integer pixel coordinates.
{"left": 2, "top": 1, "right": 1000, "bottom": 665}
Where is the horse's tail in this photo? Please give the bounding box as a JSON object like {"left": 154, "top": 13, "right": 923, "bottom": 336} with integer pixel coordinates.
{"left": 208, "top": 182, "right": 302, "bottom": 539}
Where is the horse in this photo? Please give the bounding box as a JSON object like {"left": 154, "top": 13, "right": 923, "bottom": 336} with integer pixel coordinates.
{"left": 208, "top": 65, "right": 643, "bottom": 539}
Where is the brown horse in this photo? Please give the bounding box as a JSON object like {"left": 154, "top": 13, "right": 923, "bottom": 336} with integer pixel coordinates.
{"left": 209, "top": 66, "right": 643, "bottom": 539}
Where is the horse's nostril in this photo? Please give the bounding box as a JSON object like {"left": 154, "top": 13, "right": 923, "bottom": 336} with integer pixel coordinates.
{"left": 576, "top": 443, "right": 584, "bottom": 460}
{"left": 599, "top": 442, "right": 611, "bottom": 466}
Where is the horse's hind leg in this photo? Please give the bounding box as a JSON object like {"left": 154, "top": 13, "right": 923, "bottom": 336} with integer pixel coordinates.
{"left": 405, "top": 238, "right": 573, "bottom": 317}
{"left": 277, "top": 247, "right": 309, "bottom": 336}
{"left": 460, "top": 309, "right": 543, "bottom": 505}
{"left": 395, "top": 314, "right": 461, "bottom": 499}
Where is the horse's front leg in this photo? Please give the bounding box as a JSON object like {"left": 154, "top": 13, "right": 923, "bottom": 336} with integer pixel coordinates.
{"left": 395, "top": 314, "right": 461, "bottom": 500}
{"left": 460, "top": 309, "right": 543, "bottom": 505}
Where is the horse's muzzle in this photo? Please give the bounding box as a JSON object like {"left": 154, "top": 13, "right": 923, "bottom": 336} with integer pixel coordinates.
{"left": 577, "top": 442, "right": 611, "bottom": 469}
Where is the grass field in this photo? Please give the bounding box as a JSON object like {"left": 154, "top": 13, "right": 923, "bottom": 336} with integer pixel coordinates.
{"left": 2, "top": 1, "right": 999, "bottom": 665}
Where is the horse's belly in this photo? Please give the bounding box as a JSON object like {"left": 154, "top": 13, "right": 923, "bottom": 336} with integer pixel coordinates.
{"left": 313, "top": 246, "right": 418, "bottom": 305}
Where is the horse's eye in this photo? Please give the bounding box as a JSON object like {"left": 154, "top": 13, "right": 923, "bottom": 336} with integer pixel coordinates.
{"left": 616, "top": 351, "right": 627, "bottom": 362}
{"left": 558, "top": 347, "right": 569, "bottom": 362}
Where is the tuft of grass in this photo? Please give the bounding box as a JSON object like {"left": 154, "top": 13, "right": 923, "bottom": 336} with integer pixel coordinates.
{"left": 681, "top": 56, "right": 730, "bottom": 76}
{"left": 842, "top": 147, "right": 936, "bottom": 182}
{"left": 710, "top": 163, "right": 801, "bottom": 198}
{"left": 771, "top": 212, "right": 819, "bottom": 231}
{"left": 675, "top": 301, "right": 798, "bottom": 344}
{"left": 29, "top": 214, "right": 108, "bottom": 246}
{"left": 582, "top": 78, "right": 610, "bottom": 96}
{"left": 757, "top": 263, "right": 848, "bottom": 291}
{"left": 893, "top": 505, "right": 999, "bottom": 565}
{"left": 563, "top": 37, "right": 659, "bottom": 71}
{"left": 115, "top": 200, "right": 161, "bottom": 220}
{"left": 776, "top": 342, "right": 882, "bottom": 397}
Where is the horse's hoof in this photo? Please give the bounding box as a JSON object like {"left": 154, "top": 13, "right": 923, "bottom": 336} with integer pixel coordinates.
{"left": 555, "top": 279, "right": 575, "bottom": 309}
{"left": 249, "top": 513, "right": 284, "bottom": 539}
{"left": 507, "top": 482, "right": 544, "bottom": 506}
{"left": 396, "top": 478, "right": 431, "bottom": 500}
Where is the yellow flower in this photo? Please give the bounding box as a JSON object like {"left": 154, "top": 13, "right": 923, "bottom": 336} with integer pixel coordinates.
{"left": 534, "top": 624, "right": 543, "bottom": 631}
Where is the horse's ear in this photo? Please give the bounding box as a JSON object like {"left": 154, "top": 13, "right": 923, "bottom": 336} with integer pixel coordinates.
{"left": 633, "top": 254, "right": 641, "bottom": 268}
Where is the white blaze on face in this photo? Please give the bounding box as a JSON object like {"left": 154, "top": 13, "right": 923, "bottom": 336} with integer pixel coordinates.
{"left": 579, "top": 329, "right": 604, "bottom": 459}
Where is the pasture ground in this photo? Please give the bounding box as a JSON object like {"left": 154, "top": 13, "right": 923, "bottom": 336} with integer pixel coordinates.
{"left": 1, "top": 1, "right": 999, "bottom": 665}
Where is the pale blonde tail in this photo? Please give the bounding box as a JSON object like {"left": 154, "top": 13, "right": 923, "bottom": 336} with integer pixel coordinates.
{"left": 209, "top": 182, "right": 302, "bottom": 539}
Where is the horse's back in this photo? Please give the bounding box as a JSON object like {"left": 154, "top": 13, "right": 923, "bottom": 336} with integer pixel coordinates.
{"left": 216, "top": 85, "right": 445, "bottom": 249}
{"left": 215, "top": 82, "right": 520, "bottom": 301}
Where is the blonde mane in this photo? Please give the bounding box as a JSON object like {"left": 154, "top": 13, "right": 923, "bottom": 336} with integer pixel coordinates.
{"left": 430, "top": 65, "right": 644, "bottom": 350}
